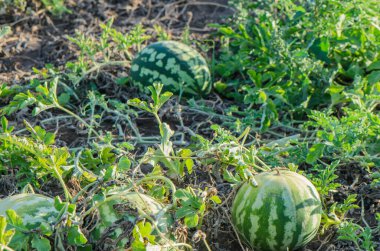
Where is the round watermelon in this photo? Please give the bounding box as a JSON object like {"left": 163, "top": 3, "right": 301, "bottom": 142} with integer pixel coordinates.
{"left": 231, "top": 170, "right": 322, "bottom": 251}
{"left": 0, "top": 193, "right": 58, "bottom": 229}
{"left": 92, "top": 192, "right": 173, "bottom": 248}
{"left": 130, "top": 41, "right": 211, "bottom": 96}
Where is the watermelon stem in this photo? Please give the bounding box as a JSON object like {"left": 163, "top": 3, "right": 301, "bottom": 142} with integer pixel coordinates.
{"left": 275, "top": 168, "right": 280, "bottom": 175}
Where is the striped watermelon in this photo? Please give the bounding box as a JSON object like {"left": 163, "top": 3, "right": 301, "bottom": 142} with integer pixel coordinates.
{"left": 231, "top": 170, "right": 322, "bottom": 251}
{"left": 130, "top": 41, "right": 211, "bottom": 96}
{"left": 0, "top": 193, "right": 58, "bottom": 229}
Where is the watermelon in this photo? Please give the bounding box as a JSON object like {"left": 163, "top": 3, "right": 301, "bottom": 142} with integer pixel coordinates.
{"left": 231, "top": 170, "right": 322, "bottom": 251}
{"left": 92, "top": 192, "right": 173, "bottom": 249}
{"left": 0, "top": 193, "right": 58, "bottom": 229}
{"left": 130, "top": 41, "right": 211, "bottom": 96}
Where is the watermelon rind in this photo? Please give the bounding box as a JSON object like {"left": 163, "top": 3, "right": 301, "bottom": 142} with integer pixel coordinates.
{"left": 130, "top": 41, "right": 211, "bottom": 96}
{"left": 0, "top": 193, "right": 58, "bottom": 229}
{"left": 231, "top": 170, "right": 322, "bottom": 251}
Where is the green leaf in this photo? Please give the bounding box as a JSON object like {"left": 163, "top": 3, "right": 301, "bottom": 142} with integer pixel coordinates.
{"left": 184, "top": 214, "right": 199, "bottom": 228}
{"left": 368, "top": 61, "right": 380, "bottom": 71}
{"left": 147, "top": 83, "right": 173, "bottom": 111}
{"left": 309, "top": 37, "right": 330, "bottom": 63}
{"left": 257, "top": 90, "right": 267, "bottom": 103}
{"left": 247, "top": 70, "right": 262, "bottom": 87}
{"left": 103, "top": 165, "right": 116, "bottom": 181}
{"left": 58, "top": 93, "right": 70, "bottom": 105}
{"left": 127, "top": 98, "right": 151, "bottom": 113}
{"left": 118, "top": 156, "right": 131, "bottom": 171}
{"left": 31, "top": 237, "right": 51, "bottom": 251}
{"left": 0, "top": 216, "right": 15, "bottom": 245}
{"left": 306, "top": 143, "right": 325, "bottom": 164}
{"left": 214, "top": 81, "right": 227, "bottom": 93}
{"left": 159, "top": 123, "right": 174, "bottom": 155}
{"left": 149, "top": 84, "right": 162, "bottom": 105}
{"left": 184, "top": 159, "right": 194, "bottom": 174}
{"left": 132, "top": 221, "right": 155, "bottom": 246}
{"left": 44, "top": 132, "right": 55, "bottom": 145}
{"left": 179, "top": 149, "right": 192, "bottom": 158}
{"left": 115, "top": 77, "right": 129, "bottom": 85}
{"left": 2, "top": 92, "right": 37, "bottom": 115}
{"left": 131, "top": 240, "right": 145, "bottom": 251}
{"left": 174, "top": 189, "right": 193, "bottom": 201}
{"left": 118, "top": 142, "right": 135, "bottom": 151}
{"left": 1, "top": 116, "right": 8, "bottom": 133}
{"left": 151, "top": 186, "right": 166, "bottom": 199}
{"left": 367, "top": 71, "right": 380, "bottom": 84}
{"left": 218, "top": 26, "right": 235, "bottom": 36}
{"left": 68, "top": 225, "right": 88, "bottom": 245}
{"left": 0, "top": 26, "right": 11, "bottom": 38}
{"left": 223, "top": 169, "right": 241, "bottom": 183}
{"left": 5, "top": 209, "right": 24, "bottom": 228}
{"left": 175, "top": 206, "right": 197, "bottom": 218}
{"left": 39, "top": 222, "right": 53, "bottom": 236}
{"left": 210, "top": 195, "right": 222, "bottom": 204}
{"left": 158, "top": 91, "right": 173, "bottom": 106}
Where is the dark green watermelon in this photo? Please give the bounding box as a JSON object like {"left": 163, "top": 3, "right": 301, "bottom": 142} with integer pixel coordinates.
{"left": 130, "top": 41, "right": 211, "bottom": 96}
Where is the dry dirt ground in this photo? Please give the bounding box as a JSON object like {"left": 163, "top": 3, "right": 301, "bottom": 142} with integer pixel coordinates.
{"left": 0, "top": 0, "right": 233, "bottom": 83}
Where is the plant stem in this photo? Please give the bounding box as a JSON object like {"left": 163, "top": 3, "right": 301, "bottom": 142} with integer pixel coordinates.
{"left": 57, "top": 104, "right": 101, "bottom": 138}
{"left": 78, "top": 60, "right": 130, "bottom": 83}
{"left": 202, "top": 237, "right": 212, "bottom": 251}
{"left": 51, "top": 161, "right": 72, "bottom": 201}
{"left": 87, "top": 100, "right": 96, "bottom": 143}
{"left": 72, "top": 179, "right": 101, "bottom": 203}
{"left": 0, "top": 244, "right": 15, "bottom": 251}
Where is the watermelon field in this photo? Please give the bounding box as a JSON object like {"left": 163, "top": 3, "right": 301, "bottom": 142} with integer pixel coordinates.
{"left": 0, "top": 0, "right": 379, "bottom": 250}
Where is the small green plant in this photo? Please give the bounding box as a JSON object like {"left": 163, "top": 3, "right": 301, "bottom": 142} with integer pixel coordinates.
{"left": 305, "top": 108, "right": 380, "bottom": 166}
{"left": 4, "top": 208, "right": 54, "bottom": 251}
{"left": 309, "top": 161, "right": 341, "bottom": 198}
{"left": 40, "top": 0, "right": 70, "bottom": 16}
{"left": 174, "top": 187, "right": 221, "bottom": 229}
{"left": 0, "top": 26, "right": 10, "bottom": 39}
{"left": 128, "top": 83, "right": 206, "bottom": 179}
{"left": 338, "top": 221, "right": 376, "bottom": 251}
{"left": 0, "top": 216, "right": 14, "bottom": 251}
{"left": 211, "top": 0, "right": 380, "bottom": 130}
{"left": 0, "top": 0, "right": 27, "bottom": 12}
{"left": 0, "top": 0, "right": 70, "bottom": 16}
{"left": 0, "top": 119, "right": 72, "bottom": 200}
{"left": 65, "top": 20, "right": 149, "bottom": 86}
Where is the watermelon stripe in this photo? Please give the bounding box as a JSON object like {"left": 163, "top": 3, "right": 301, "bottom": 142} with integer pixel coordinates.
{"left": 286, "top": 176, "right": 304, "bottom": 249}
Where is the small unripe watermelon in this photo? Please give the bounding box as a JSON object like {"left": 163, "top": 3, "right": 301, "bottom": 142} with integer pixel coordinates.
{"left": 0, "top": 193, "right": 58, "bottom": 229}
{"left": 130, "top": 41, "right": 211, "bottom": 96}
{"left": 231, "top": 170, "right": 322, "bottom": 251}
